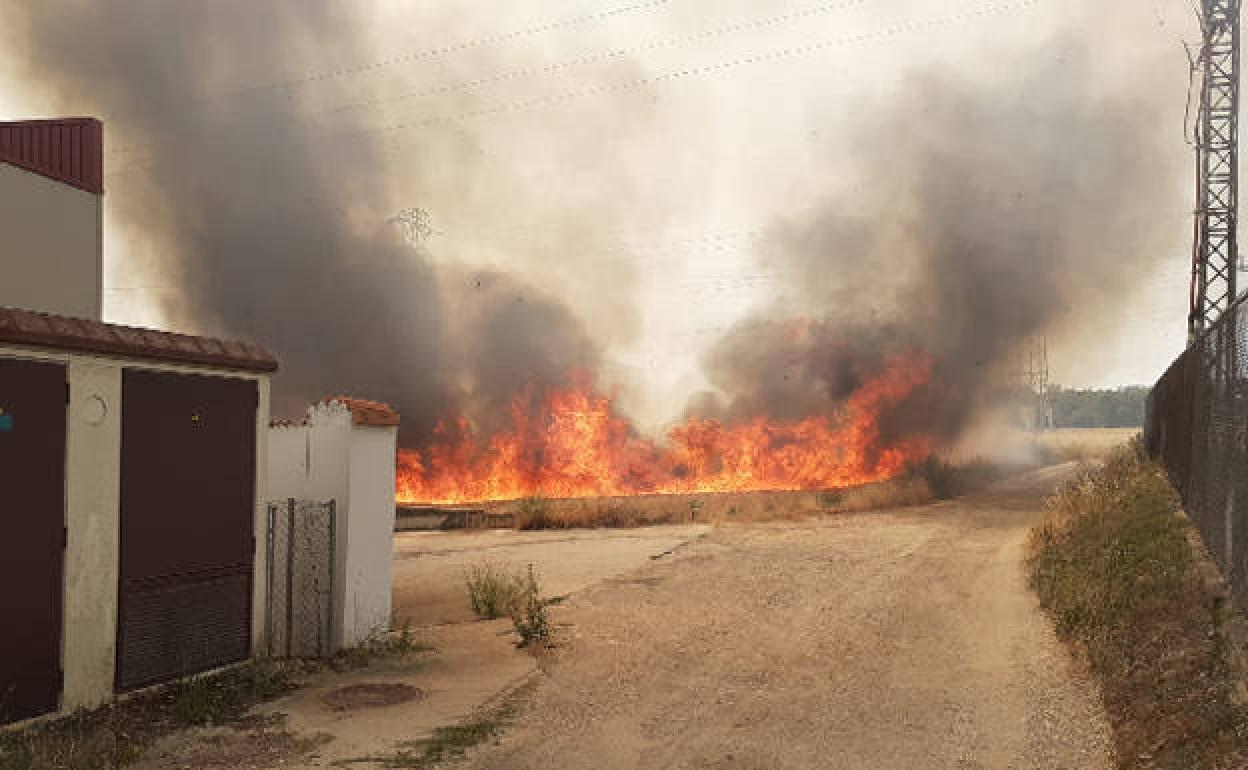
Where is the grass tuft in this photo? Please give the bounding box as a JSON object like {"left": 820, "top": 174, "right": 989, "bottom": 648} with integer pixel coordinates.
{"left": 1028, "top": 439, "right": 1248, "bottom": 769}
{"left": 465, "top": 561, "right": 524, "bottom": 620}
{"left": 335, "top": 701, "right": 517, "bottom": 768}
{"left": 463, "top": 561, "right": 553, "bottom": 647}
{"left": 509, "top": 565, "right": 551, "bottom": 648}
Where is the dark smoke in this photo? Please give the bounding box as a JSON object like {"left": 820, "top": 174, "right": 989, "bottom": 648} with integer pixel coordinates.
{"left": 692, "top": 41, "right": 1184, "bottom": 445}
{"left": 0, "top": 1, "right": 614, "bottom": 441}
{"left": 3, "top": 2, "right": 1187, "bottom": 456}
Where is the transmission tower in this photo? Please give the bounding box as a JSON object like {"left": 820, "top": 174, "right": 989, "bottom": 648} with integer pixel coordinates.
{"left": 1011, "top": 337, "right": 1052, "bottom": 432}
{"left": 1189, "top": 0, "right": 1242, "bottom": 341}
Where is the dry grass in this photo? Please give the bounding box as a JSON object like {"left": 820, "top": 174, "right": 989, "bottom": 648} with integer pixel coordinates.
{"left": 464, "top": 561, "right": 525, "bottom": 620}
{"left": 489, "top": 486, "right": 818, "bottom": 529}
{"left": 335, "top": 698, "right": 519, "bottom": 768}
{"left": 429, "top": 452, "right": 1034, "bottom": 532}
{"left": 463, "top": 562, "right": 552, "bottom": 647}
{"left": 1034, "top": 427, "right": 1141, "bottom": 464}
{"left": 1028, "top": 441, "right": 1248, "bottom": 769}
{"left": 0, "top": 660, "right": 302, "bottom": 770}
{"left": 824, "top": 477, "right": 934, "bottom": 512}
{"left": 475, "top": 457, "right": 1008, "bottom": 530}
{"left": 0, "top": 636, "right": 435, "bottom": 770}
{"left": 486, "top": 489, "right": 824, "bottom": 529}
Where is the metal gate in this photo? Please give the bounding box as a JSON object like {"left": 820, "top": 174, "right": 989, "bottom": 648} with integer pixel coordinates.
{"left": 0, "top": 359, "right": 66, "bottom": 724}
{"left": 116, "top": 370, "right": 257, "bottom": 691}
{"left": 265, "top": 499, "right": 337, "bottom": 658}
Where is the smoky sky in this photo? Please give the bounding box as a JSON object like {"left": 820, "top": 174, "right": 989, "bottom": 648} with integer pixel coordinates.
{"left": 693, "top": 39, "right": 1183, "bottom": 443}
{"left": 1, "top": 0, "right": 612, "bottom": 441}
{"left": 1, "top": 1, "right": 1187, "bottom": 453}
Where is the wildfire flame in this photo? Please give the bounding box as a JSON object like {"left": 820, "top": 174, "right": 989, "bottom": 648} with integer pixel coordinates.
{"left": 396, "top": 353, "right": 934, "bottom": 504}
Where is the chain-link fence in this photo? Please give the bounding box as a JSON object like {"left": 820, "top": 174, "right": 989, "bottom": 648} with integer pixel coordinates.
{"left": 265, "top": 499, "right": 337, "bottom": 658}
{"left": 1147, "top": 296, "right": 1248, "bottom": 605}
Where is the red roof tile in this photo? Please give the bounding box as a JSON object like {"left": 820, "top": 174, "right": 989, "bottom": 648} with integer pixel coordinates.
{"left": 321, "top": 397, "right": 400, "bottom": 427}
{"left": 0, "top": 118, "right": 103, "bottom": 194}
{"left": 0, "top": 306, "right": 277, "bottom": 372}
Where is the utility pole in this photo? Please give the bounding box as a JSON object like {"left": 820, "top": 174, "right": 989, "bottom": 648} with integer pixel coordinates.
{"left": 1189, "top": 0, "right": 1242, "bottom": 342}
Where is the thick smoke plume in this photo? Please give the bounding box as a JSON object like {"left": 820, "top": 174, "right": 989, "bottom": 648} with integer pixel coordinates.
{"left": 2, "top": 1, "right": 1187, "bottom": 470}
{"left": 693, "top": 43, "right": 1184, "bottom": 447}
{"left": 0, "top": 0, "right": 621, "bottom": 441}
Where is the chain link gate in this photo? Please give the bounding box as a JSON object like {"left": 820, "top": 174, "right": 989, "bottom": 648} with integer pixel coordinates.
{"left": 265, "top": 499, "right": 337, "bottom": 658}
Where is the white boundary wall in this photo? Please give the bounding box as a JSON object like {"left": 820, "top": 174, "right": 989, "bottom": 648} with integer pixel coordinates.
{"left": 267, "top": 400, "right": 397, "bottom": 649}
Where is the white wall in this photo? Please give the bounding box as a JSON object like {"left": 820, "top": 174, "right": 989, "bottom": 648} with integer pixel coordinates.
{"left": 0, "top": 164, "right": 102, "bottom": 320}
{"left": 267, "top": 426, "right": 310, "bottom": 501}
{"left": 0, "top": 343, "right": 269, "bottom": 717}
{"left": 266, "top": 401, "right": 398, "bottom": 649}
{"left": 344, "top": 426, "right": 397, "bottom": 645}
{"left": 306, "top": 403, "right": 351, "bottom": 504}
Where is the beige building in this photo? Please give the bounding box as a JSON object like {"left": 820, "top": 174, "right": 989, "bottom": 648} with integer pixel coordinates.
{"left": 0, "top": 118, "right": 104, "bottom": 320}
{"left": 0, "top": 306, "right": 276, "bottom": 724}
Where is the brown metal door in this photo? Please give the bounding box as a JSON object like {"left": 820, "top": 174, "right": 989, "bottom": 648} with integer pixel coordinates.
{"left": 0, "top": 358, "right": 66, "bottom": 723}
{"left": 117, "top": 370, "right": 257, "bottom": 691}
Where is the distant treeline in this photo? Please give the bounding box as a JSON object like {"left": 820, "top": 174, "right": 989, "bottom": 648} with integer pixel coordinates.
{"left": 1048, "top": 386, "right": 1149, "bottom": 429}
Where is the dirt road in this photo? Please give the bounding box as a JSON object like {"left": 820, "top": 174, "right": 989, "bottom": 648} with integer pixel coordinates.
{"left": 457, "top": 469, "right": 1114, "bottom": 769}
{"left": 392, "top": 525, "right": 710, "bottom": 627}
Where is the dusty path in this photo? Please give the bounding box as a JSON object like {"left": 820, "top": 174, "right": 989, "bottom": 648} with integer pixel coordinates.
{"left": 392, "top": 525, "right": 710, "bottom": 627}
{"left": 457, "top": 469, "right": 1115, "bottom": 769}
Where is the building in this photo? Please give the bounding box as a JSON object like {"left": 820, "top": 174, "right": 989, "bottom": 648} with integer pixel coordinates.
{"left": 0, "top": 306, "right": 276, "bottom": 724}
{"left": 0, "top": 119, "right": 104, "bottom": 320}
{"left": 1, "top": 115, "right": 399, "bottom": 726}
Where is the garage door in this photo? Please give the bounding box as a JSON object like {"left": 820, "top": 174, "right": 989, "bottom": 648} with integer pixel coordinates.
{"left": 0, "top": 358, "right": 66, "bottom": 724}
{"left": 116, "top": 370, "right": 257, "bottom": 691}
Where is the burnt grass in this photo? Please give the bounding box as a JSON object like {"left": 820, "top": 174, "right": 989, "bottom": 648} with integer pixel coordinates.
{"left": 1028, "top": 442, "right": 1248, "bottom": 769}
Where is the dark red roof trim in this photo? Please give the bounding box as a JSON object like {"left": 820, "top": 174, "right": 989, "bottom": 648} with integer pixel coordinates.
{"left": 0, "top": 306, "right": 277, "bottom": 373}
{"left": 0, "top": 118, "right": 104, "bottom": 194}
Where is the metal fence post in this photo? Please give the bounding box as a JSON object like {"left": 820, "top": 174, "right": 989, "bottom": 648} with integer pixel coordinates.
{"left": 265, "top": 503, "right": 275, "bottom": 658}
{"left": 285, "top": 498, "right": 296, "bottom": 659}
{"left": 327, "top": 499, "right": 337, "bottom": 658}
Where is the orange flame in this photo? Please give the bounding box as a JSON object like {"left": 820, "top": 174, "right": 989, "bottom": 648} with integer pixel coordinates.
{"left": 396, "top": 353, "right": 934, "bottom": 504}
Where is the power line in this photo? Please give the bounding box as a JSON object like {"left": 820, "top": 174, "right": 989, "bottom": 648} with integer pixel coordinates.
{"left": 364, "top": 0, "right": 1042, "bottom": 142}
{"left": 105, "top": 0, "right": 678, "bottom": 154}
{"left": 106, "top": 0, "right": 1042, "bottom": 178}
{"left": 325, "top": 0, "right": 874, "bottom": 117}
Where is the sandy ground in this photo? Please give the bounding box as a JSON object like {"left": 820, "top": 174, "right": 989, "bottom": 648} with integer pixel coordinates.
{"left": 131, "top": 620, "right": 537, "bottom": 769}
{"left": 139, "top": 468, "right": 1114, "bottom": 769}
{"left": 136, "top": 526, "right": 709, "bottom": 769}
{"left": 456, "top": 467, "right": 1115, "bottom": 769}
{"left": 391, "top": 525, "right": 710, "bottom": 627}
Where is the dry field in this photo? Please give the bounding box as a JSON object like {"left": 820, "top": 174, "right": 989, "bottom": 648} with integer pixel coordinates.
{"left": 1034, "top": 426, "right": 1140, "bottom": 460}
{"left": 471, "top": 480, "right": 935, "bottom": 528}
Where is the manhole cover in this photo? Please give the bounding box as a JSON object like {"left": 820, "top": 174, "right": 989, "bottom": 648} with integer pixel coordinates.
{"left": 321, "top": 683, "right": 424, "bottom": 711}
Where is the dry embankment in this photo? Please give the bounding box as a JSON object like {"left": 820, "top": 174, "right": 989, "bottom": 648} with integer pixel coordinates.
{"left": 1029, "top": 444, "right": 1248, "bottom": 769}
